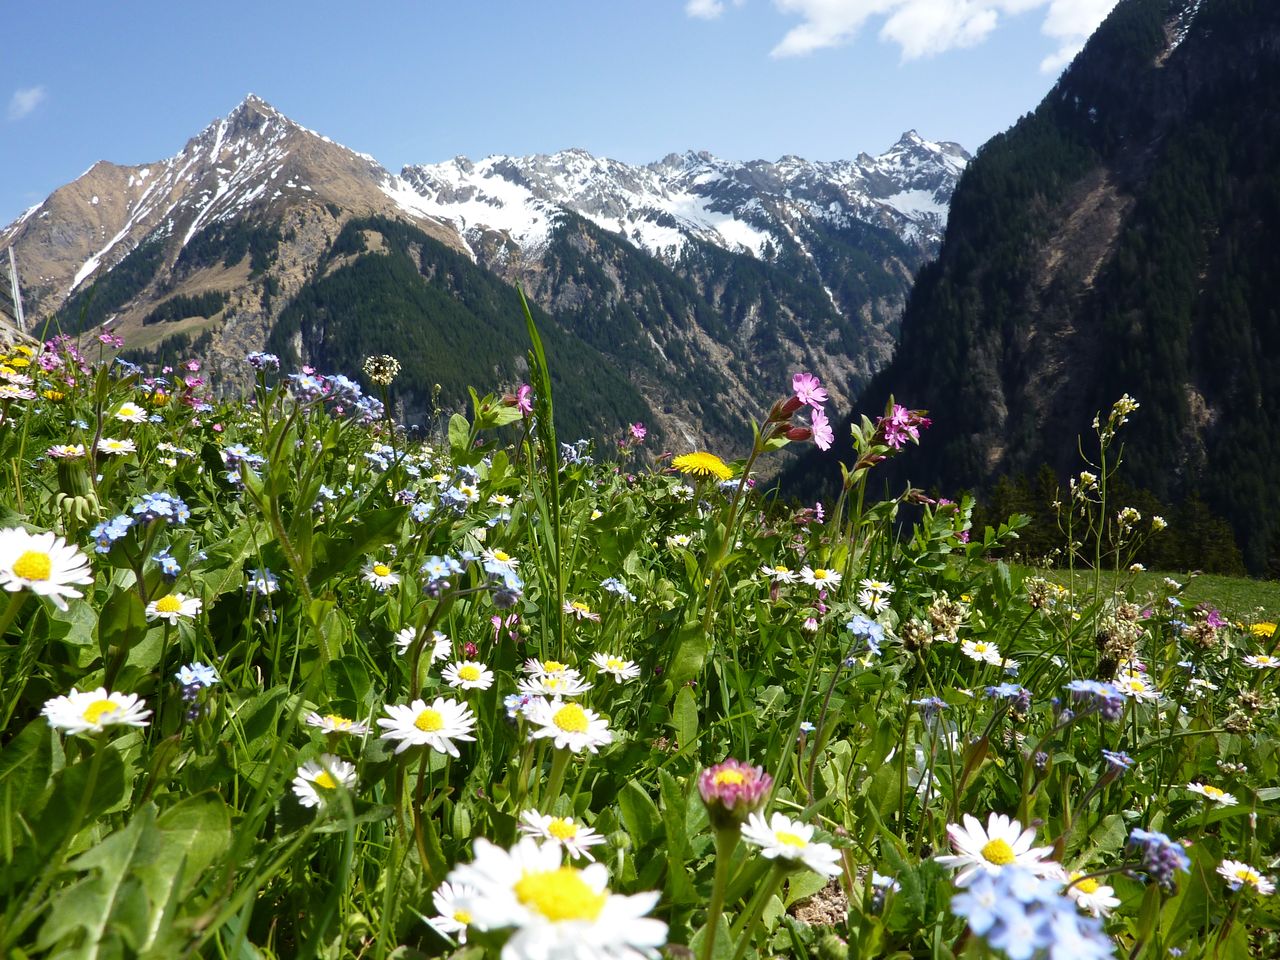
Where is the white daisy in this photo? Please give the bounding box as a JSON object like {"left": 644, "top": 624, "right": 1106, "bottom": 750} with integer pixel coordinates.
{"left": 96, "top": 437, "right": 136, "bottom": 456}
{"left": 113, "top": 402, "right": 147, "bottom": 423}
{"left": 960, "top": 639, "right": 1005, "bottom": 666}
{"left": 425, "top": 880, "right": 479, "bottom": 944}
{"left": 1217, "top": 859, "right": 1276, "bottom": 895}
{"left": 1114, "top": 669, "right": 1159, "bottom": 702}
{"left": 666, "top": 533, "right": 692, "bottom": 549}
{"left": 145, "top": 592, "right": 202, "bottom": 624}
{"left": 489, "top": 494, "right": 515, "bottom": 507}
{"left": 362, "top": 559, "right": 400, "bottom": 591}
{"left": 525, "top": 698, "right": 612, "bottom": 753}
{"left": 563, "top": 599, "right": 601, "bottom": 621}
{"left": 42, "top": 687, "right": 151, "bottom": 736}
{"left": 1244, "top": 654, "right": 1280, "bottom": 669}
{"left": 519, "top": 810, "right": 607, "bottom": 861}
{"left": 799, "top": 567, "right": 842, "bottom": 589}
{"left": 935, "top": 813, "right": 1058, "bottom": 887}
{"left": 857, "top": 588, "right": 891, "bottom": 615}
{"left": 482, "top": 548, "right": 520, "bottom": 573}
{"left": 0, "top": 527, "right": 93, "bottom": 611}
{"left": 740, "top": 811, "right": 842, "bottom": 877}
{"left": 304, "top": 712, "right": 371, "bottom": 736}
{"left": 446, "top": 837, "right": 666, "bottom": 960}
{"left": 1065, "top": 872, "right": 1121, "bottom": 917}
{"left": 522, "top": 658, "right": 581, "bottom": 679}
{"left": 291, "top": 754, "right": 357, "bottom": 808}
{"left": 590, "top": 652, "right": 640, "bottom": 683}
{"left": 394, "top": 627, "right": 451, "bottom": 661}
{"left": 443, "top": 660, "right": 495, "bottom": 691}
{"left": 859, "top": 578, "right": 895, "bottom": 596}
{"left": 518, "top": 674, "right": 594, "bottom": 697}
{"left": 1187, "top": 782, "right": 1237, "bottom": 806}
{"left": 377, "top": 697, "right": 477, "bottom": 756}
{"left": 761, "top": 564, "right": 797, "bottom": 584}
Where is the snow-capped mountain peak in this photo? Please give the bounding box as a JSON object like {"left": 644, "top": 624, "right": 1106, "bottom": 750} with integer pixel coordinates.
{"left": 382, "top": 133, "right": 970, "bottom": 265}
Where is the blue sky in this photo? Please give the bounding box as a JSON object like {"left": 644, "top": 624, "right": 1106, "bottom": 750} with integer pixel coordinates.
{"left": 0, "top": 0, "right": 1117, "bottom": 224}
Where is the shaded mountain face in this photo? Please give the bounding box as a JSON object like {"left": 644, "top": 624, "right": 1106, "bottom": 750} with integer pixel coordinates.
{"left": 813, "top": 0, "right": 1280, "bottom": 572}
{"left": 0, "top": 95, "right": 967, "bottom": 454}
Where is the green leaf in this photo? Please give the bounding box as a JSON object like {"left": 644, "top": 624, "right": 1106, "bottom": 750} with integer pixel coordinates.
{"left": 618, "top": 781, "right": 661, "bottom": 848}
{"left": 448, "top": 414, "right": 471, "bottom": 460}
{"left": 38, "top": 805, "right": 158, "bottom": 958}
{"left": 308, "top": 507, "right": 406, "bottom": 588}
{"left": 672, "top": 685, "right": 698, "bottom": 751}
{"left": 97, "top": 588, "right": 147, "bottom": 660}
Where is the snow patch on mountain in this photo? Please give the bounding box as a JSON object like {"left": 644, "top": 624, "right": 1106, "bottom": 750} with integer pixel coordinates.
{"left": 388, "top": 133, "right": 968, "bottom": 265}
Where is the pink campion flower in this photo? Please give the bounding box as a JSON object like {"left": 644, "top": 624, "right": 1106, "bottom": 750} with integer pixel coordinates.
{"left": 516, "top": 384, "right": 533, "bottom": 416}
{"left": 879, "top": 404, "right": 932, "bottom": 450}
{"left": 98, "top": 332, "right": 124, "bottom": 348}
{"left": 464, "top": 641, "right": 478, "bottom": 658}
{"left": 814, "top": 501, "right": 825, "bottom": 522}
{"left": 791, "top": 372, "right": 829, "bottom": 409}
{"left": 803, "top": 616, "right": 820, "bottom": 632}
{"left": 957, "top": 530, "right": 970, "bottom": 544}
{"left": 184, "top": 360, "right": 201, "bottom": 372}
{"left": 698, "top": 759, "right": 773, "bottom": 828}
{"left": 629, "top": 422, "right": 647, "bottom": 442}
{"left": 810, "top": 408, "right": 834, "bottom": 451}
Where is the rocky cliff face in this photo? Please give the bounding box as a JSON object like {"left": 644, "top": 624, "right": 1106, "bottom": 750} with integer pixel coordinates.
{"left": 812, "top": 0, "right": 1280, "bottom": 572}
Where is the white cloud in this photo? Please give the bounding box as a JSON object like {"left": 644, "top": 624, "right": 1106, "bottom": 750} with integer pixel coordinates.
{"left": 7, "top": 86, "right": 47, "bottom": 121}
{"left": 758, "top": 0, "right": 1117, "bottom": 68}
{"left": 686, "top": 0, "right": 743, "bottom": 19}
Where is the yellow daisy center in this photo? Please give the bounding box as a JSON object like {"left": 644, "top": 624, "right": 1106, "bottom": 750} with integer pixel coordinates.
{"left": 492, "top": 550, "right": 510, "bottom": 562}
{"left": 973, "top": 643, "right": 989, "bottom": 653}
{"left": 713, "top": 769, "right": 747, "bottom": 787}
{"left": 1257, "top": 656, "right": 1274, "bottom": 665}
{"left": 83, "top": 700, "right": 121, "bottom": 724}
{"left": 314, "top": 770, "right": 338, "bottom": 790}
{"left": 1126, "top": 679, "right": 1145, "bottom": 692}
{"left": 605, "top": 658, "right": 626, "bottom": 671}
{"left": 458, "top": 665, "right": 482, "bottom": 682}
{"left": 514, "top": 867, "right": 607, "bottom": 922}
{"left": 1075, "top": 877, "right": 1100, "bottom": 894}
{"left": 453, "top": 909, "right": 472, "bottom": 924}
{"left": 553, "top": 703, "right": 589, "bottom": 734}
{"left": 324, "top": 714, "right": 352, "bottom": 729}
{"left": 415, "top": 708, "right": 444, "bottom": 732}
{"left": 981, "top": 839, "right": 1016, "bottom": 865}
{"left": 775, "top": 566, "right": 789, "bottom": 573}
{"left": 571, "top": 601, "right": 591, "bottom": 614}
{"left": 12, "top": 550, "right": 52, "bottom": 582}
{"left": 776, "top": 831, "right": 808, "bottom": 848}
{"left": 542, "top": 661, "right": 567, "bottom": 674}
{"left": 1202, "top": 785, "right": 1226, "bottom": 799}
{"left": 813, "top": 570, "right": 830, "bottom": 580}
{"left": 155, "top": 595, "right": 183, "bottom": 613}
{"left": 372, "top": 564, "right": 391, "bottom": 577}
{"left": 1235, "top": 868, "right": 1261, "bottom": 886}
{"left": 548, "top": 817, "right": 579, "bottom": 840}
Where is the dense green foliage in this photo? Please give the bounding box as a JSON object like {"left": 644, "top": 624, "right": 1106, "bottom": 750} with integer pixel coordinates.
{"left": 141, "top": 290, "right": 227, "bottom": 326}
{"left": 175, "top": 219, "right": 283, "bottom": 277}
{"left": 267, "top": 216, "right": 652, "bottom": 440}
{"left": 811, "top": 0, "right": 1280, "bottom": 574}
{"left": 54, "top": 235, "right": 166, "bottom": 335}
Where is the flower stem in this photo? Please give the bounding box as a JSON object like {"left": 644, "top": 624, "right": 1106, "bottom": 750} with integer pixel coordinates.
{"left": 700, "top": 827, "right": 740, "bottom": 960}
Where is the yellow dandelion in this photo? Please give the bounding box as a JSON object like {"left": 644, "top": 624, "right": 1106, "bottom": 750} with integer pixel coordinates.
{"left": 1250, "top": 622, "right": 1276, "bottom": 638}
{"left": 671, "top": 451, "right": 733, "bottom": 482}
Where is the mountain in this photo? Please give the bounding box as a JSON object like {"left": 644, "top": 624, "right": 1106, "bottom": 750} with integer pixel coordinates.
{"left": 814, "top": 0, "right": 1280, "bottom": 572}
{"left": 0, "top": 95, "right": 967, "bottom": 450}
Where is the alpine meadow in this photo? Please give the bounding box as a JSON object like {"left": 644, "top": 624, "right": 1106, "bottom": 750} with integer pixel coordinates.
{"left": 0, "top": 1, "right": 1278, "bottom": 959}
